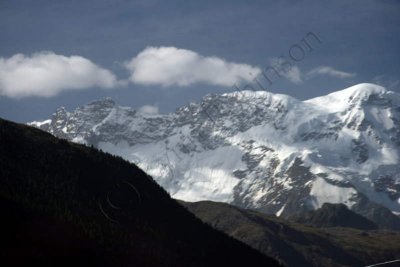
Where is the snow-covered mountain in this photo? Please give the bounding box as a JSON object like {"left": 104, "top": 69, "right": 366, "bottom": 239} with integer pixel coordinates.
{"left": 30, "top": 83, "right": 400, "bottom": 220}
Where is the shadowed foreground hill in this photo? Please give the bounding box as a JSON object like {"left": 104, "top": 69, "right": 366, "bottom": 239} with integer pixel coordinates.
{"left": 182, "top": 200, "right": 400, "bottom": 267}
{"left": 0, "top": 118, "right": 280, "bottom": 267}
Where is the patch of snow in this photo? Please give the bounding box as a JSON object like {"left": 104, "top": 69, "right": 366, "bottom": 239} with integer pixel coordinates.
{"left": 310, "top": 177, "right": 357, "bottom": 209}
{"left": 28, "top": 119, "right": 51, "bottom": 127}
{"left": 276, "top": 205, "right": 285, "bottom": 217}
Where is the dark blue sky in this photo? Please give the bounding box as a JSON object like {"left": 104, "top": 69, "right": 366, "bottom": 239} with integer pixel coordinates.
{"left": 0, "top": 0, "right": 399, "bottom": 122}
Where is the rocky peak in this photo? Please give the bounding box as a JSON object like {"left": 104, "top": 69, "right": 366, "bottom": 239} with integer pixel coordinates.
{"left": 86, "top": 97, "right": 116, "bottom": 109}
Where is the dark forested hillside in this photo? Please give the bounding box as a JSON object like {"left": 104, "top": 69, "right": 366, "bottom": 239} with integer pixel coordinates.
{"left": 0, "top": 118, "right": 280, "bottom": 267}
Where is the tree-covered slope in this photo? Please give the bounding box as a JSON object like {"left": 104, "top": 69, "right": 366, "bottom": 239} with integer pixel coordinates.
{"left": 0, "top": 118, "right": 280, "bottom": 267}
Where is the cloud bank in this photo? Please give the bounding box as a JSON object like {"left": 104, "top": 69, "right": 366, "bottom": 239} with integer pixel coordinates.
{"left": 307, "top": 66, "right": 355, "bottom": 79}
{"left": 125, "top": 46, "right": 261, "bottom": 87}
{"left": 0, "top": 52, "right": 117, "bottom": 98}
{"left": 0, "top": 49, "right": 359, "bottom": 100}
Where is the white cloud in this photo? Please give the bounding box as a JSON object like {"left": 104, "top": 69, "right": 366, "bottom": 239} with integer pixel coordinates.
{"left": 269, "top": 57, "right": 302, "bottom": 84}
{"left": 0, "top": 52, "right": 118, "bottom": 98}
{"left": 284, "top": 66, "right": 302, "bottom": 84}
{"left": 138, "top": 104, "right": 159, "bottom": 114}
{"left": 125, "top": 46, "right": 261, "bottom": 87}
{"left": 307, "top": 66, "right": 355, "bottom": 79}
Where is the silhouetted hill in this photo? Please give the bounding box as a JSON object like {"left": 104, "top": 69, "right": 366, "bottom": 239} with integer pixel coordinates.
{"left": 0, "top": 118, "right": 280, "bottom": 267}
{"left": 181, "top": 200, "right": 400, "bottom": 267}
{"left": 293, "top": 203, "right": 378, "bottom": 230}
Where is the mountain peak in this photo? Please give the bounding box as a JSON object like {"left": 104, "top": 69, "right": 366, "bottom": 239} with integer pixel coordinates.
{"left": 305, "top": 83, "right": 390, "bottom": 112}
{"left": 86, "top": 97, "right": 116, "bottom": 109}
{"left": 53, "top": 106, "right": 69, "bottom": 119}
{"left": 221, "top": 90, "right": 300, "bottom": 110}
{"left": 223, "top": 90, "right": 273, "bottom": 99}
{"left": 324, "top": 83, "right": 387, "bottom": 100}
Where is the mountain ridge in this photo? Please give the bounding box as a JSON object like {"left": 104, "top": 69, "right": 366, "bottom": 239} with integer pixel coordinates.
{"left": 29, "top": 83, "right": 400, "bottom": 227}
{"left": 291, "top": 202, "right": 378, "bottom": 230}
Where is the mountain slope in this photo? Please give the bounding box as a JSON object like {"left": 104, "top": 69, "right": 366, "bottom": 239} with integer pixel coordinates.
{"left": 30, "top": 83, "right": 400, "bottom": 222}
{"left": 181, "top": 200, "right": 400, "bottom": 267}
{"left": 0, "top": 118, "right": 280, "bottom": 267}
